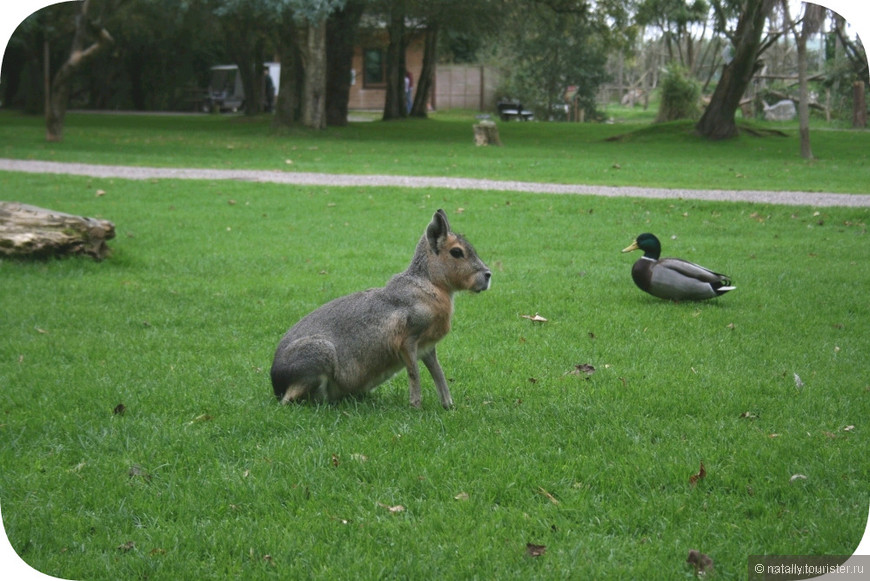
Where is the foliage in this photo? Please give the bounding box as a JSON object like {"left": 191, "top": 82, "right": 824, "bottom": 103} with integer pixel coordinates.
{"left": 655, "top": 64, "right": 701, "bottom": 122}
{"left": 493, "top": 2, "right": 611, "bottom": 120}
{"left": 635, "top": 0, "right": 709, "bottom": 68}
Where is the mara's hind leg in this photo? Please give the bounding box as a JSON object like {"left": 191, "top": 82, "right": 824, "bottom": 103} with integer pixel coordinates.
{"left": 279, "top": 375, "right": 331, "bottom": 405}
{"left": 271, "top": 337, "right": 338, "bottom": 404}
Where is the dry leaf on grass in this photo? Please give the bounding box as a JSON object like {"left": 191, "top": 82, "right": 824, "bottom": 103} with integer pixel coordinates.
{"left": 454, "top": 492, "right": 469, "bottom": 501}
{"left": 536, "top": 486, "right": 560, "bottom": 505}
{"left": 526, "top": 543, "right": 547, "bottom": 557}
{"left": 567, "top": 363, "right": 596, "bottom": 377}
{"left": 378, "top": 502, "right": 405, "bottom": 513}
{"left": 520, "top": 313, "right": 548, "bottom": 322}
{"left": 689, "top": 461, "right": 706, "bottom": 486}
{"left": 686, "top": 549, "right": 714, "bottom": 575}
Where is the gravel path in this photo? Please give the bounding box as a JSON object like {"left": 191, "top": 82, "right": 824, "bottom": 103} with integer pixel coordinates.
{"left": 2, "top": 158, "right": 868, "bottom": 208}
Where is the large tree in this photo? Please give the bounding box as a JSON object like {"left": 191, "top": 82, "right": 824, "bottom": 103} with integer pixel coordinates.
{"left": 46, "top": 0, "right": 113, "bottom": 141}
{"left": 325, "top": 0, "right": 365, "bottom": 126}
{"left": 382, "top": 2, "right": 409, "bottom": 121}
{"left": 408, "top": 0, "right": 503, "bottom": 118}
{"left": 269, "top": 0, "right": 346, "bottom": 129}
{"left": 695, "top": 0, "right": 777, "bottom": 140}
{"left": 783, "top": 0, "right": 824, "bottom": 159}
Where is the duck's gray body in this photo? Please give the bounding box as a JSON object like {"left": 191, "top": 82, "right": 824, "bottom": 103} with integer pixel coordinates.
{"left": 623, "top": 233, "right": 735, "bottom": 301}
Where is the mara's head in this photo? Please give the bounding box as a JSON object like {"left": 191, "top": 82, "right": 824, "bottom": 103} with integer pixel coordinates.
{"left": 420, "top": 209, "right": 491, "bottom": 293}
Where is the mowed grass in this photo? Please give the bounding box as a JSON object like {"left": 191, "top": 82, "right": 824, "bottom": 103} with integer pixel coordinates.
{"left": 1, "top": 110, "right": 870, "bottom": 194}
{"left": 1, "top": 168, "right": 868, "bottom": 580}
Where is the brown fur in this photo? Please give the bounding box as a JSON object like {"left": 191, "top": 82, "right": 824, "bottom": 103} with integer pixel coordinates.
{"left": 270, "top": 209, "right": 490, "bottom": 408}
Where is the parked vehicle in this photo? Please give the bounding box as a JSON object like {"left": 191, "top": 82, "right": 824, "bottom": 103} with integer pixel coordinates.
{"left": 203, "top": 62, "right": 280, "bottom": 113}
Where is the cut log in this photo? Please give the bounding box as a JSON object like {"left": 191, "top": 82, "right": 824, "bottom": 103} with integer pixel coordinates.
{"left": 473, "top": 120, "right": 502, "bottom": 146}
{"left": 0, "top": 202, "right": 115, "bottom": 260}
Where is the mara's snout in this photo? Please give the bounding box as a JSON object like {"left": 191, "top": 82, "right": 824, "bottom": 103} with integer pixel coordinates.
{"left": 473, "top": 269, "right": 492, "bottom": 293}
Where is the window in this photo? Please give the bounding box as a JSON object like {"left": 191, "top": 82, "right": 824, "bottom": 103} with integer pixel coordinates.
{"left": 363, "top": 48, "right": 386, "bottom": 87}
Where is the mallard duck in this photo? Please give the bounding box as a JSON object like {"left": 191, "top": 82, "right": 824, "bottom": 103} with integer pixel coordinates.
{"left": 621, "top": 233, "right": 735, "bottom": 301}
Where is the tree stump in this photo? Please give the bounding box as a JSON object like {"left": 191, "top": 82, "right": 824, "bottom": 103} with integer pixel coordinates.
{"left": 473, "top": 120, "right": 502, "bottom": 146}
{"left": 0, "top": 202, "right": 115, "bottom": 260}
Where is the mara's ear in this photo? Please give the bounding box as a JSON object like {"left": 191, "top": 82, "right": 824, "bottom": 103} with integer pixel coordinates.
{"left": 426, "top": 209, "right": 450, "bottom": 253}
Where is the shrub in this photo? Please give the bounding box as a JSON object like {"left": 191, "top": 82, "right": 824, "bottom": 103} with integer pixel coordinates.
{"left": 656, "top": 65, "right": 701, "bottom": 122}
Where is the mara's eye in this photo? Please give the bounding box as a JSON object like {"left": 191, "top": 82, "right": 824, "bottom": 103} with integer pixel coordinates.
{"left": 449, "top": 247, "right": 465, "bottom": 259}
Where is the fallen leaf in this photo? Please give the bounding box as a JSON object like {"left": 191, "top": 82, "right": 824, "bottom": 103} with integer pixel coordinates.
{"left": 844, "top": 425, "right": 855, "bottom": 432}
{"left": 95, "top": 189, "right": 106, "bottom": 197}
{"left": 789, "top": 473, "right": 808, "bottom": 483}
{"left": 689, "top": 461, "right": 706, "bottom": 486}
{"left": 128, "top": 465, "right": 152, "bottom": 482}
{"left": 149, "top": 548, "right": 166, "bottom": 556}
{"left": 536, "top": 487, "right": 560, "bottom": 505}
{"left": 739, "top": 411, "right": 758, "bottom": 420}
{"left": 350, "top": 453, "right": 368, "bottom": 462}
{"left": 521, "top": 313, "right": 548, "bottom": 322}
{"left": 526, "top": 543, "right": 547, "bottom": 557}
{"left": 567, "top": 364, "right": 596, "bottom": 377}
{"left": 454, "top": 492, "right": 469, "bottom": 501}
{"left": 794, "top": 373, "right": 804, "bottom": 389}
{"left": 686, "top": 549, "right": 714, "bottom": 575}
{"left": 378, "top": 502, "right": 405, "bottom": 513}
{"left": 117, "top": 541, "right": 135, "bottom": 552}
{"left": 35, "top": 327, "right": 48, "bottom": 334}
{"left": 331, "top": 454, "right": 340, "bottom": 467}
{"left": 768, "top": 433, "right": 781, "bottom": 438}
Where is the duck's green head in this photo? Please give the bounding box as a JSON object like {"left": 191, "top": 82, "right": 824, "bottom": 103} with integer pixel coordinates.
{"left": 621, "top": 233, "right": 662, "bottom": 259}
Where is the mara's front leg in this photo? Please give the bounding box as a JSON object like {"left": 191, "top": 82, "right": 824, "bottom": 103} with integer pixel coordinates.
{"left": 422, "top": 349, "right": 453, "bottom": 409}
{"left": 400, "top": 339, "right": 423, "bottom": 408}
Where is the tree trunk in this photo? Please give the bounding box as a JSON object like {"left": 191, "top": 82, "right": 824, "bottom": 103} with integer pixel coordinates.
{"left": 854, "top": 82, "right": 867, "bottom": 128}
{"left": 410, "top": 24, "right": 438, "bottom": 118}
{"left": 0, "top": 202, "right": 115, "bottom": 260}
{"left": 696, "top": 0, "right": 774, "bottom": 140}
{"left": 382, "top": 10, "right": 407, "bottom": 121}
{"left": 45, "top": 0, "right": 113, "bottom": 142}
{"left": 234, "top": 38, "right": 265, "bottom": 116}
{"left": 795, "top": 3, "right": 823, "bottom": 159}
{"left": 325, "top": 1, "right": 364, "bottom": 127}
{"left": 797, "top": 33, "right": 812, "bottom": 159}
{"left": 301, "top": 19, "right": 327, "bottom": 129}
{"left": 273, "top": 14, "right": 302, "bottom": 128}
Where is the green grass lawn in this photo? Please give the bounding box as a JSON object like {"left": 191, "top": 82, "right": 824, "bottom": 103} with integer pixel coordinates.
{"left": 1, "top": 112, "right": 869, "bottom": 579}
{"left": 1, "top": 109, "right": 869, "bottom": 194}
